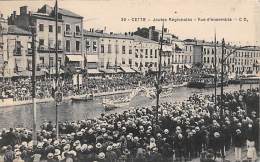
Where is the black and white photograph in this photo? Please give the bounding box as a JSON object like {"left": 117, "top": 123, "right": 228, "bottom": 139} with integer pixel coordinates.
{"left": 0, "top": 0, "right": 259, "bottom": 161}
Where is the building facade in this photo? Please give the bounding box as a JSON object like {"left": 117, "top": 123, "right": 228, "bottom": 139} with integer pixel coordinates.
{"left": 0, "top": 14, "right": 32, "bottom": 77}
{"left": 8, "top": 4, "right": 84, "bottom": 73}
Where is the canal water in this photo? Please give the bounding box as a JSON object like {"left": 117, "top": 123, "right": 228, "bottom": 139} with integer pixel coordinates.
{"left": 0, "top": 84, "right": 257, "bottom": 130}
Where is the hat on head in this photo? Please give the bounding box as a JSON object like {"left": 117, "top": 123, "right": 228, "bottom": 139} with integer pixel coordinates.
{"left": 54, "top": 149, "right": 61, "bottom": 156}
{"left": 47, "top": 153, "right": 54, "bottom": 159}
{"left": 96, "top": 143, "right": 102, "bottom": 149}
{"left": 98, "top": 152, "right": 105, "bottom": 159}
{"left": 107, "top": 146, "right": 112, "bottom": 151}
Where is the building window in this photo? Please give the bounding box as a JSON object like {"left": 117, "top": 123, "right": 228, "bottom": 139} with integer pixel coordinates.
{"left": 122, "top": 58, "right": 125, "bottom": 64}
{"left": 49, "top": 25, "right": 53, "bottom": 32}
{"left": 86, "top": 41, "right": 90, "bottom": 51}
{"left": 155, "top": 49, "right": 157, "bottom": 58}
{"left": 135, "top": 49, "right": 138, "bottom": 58}
{"left": 150, "top": 49, "right": 153, "bottom": 58}
{"left": 49, "top": 57, "right": 54, "bottom": 67}
{"left": 129, "top": 59, "right": 132, "bottom": 66}
{"left": 14, "top": 41, "right": 22, "bottom": 56}
{"left": 154, "top": 62, "right": 157, "bottom": 67}
{"left": 122, "top": 46, "right": 126, "bottom": 54}
{"left": 76, "top": 41, "right": 80, "bottom": 52}
{"left": 129, "top": 46, "right": 132, "bottom": 54}
{"left": 115, "top": 45, "right": 119, "bottom": 54}
{"left": 57, "top": 26, "right": 61, "bottom": 33}
{"left": 39, "top": 57, "right": 44, "bottom": 64}
{"left": 76, "top": 25, "right": 81, "bottom": 33}
{"left": 65, "top": 24, "right": 71, "bottom": 31}
{"left": 39, "top": 39, "right": 44, "bottom": 48}
{"left": 108, "top": 44, "right": 112, "bottom": 53}
{"left": 66, "top": 40, "right": 70, "bottom": 52}
{"left": 145, "top": 49, "right": 148, "bottom": 58}
{"left": 100, "top": 44, "right": 104, "bottom": 53}
{"left": 93, "top": 41, "right": 97, "bottom": 52}
{"left": 58, "top": 40, "right": 62, "bottom": 50}
{"left": 39, "top": 24, "right": 44, "bottom": 32}
{"left": 190, "top": 46, "right": 192, "bottom": 51}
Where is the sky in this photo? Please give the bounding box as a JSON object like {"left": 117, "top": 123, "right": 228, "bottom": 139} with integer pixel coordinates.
{"left": 0, "top": 0, "right": 259, "bottom": 46}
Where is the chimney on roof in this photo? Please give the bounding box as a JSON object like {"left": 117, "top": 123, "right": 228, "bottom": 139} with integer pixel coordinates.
{"left": 13, "top": 11, "right": 16, "bottom": 19}
{"left": 20, "top": 6, "right": 28, "bottom": 16}
{"left": 149, "top": 26, "right": 155, "bottom": 30}
{"left": 125, "top": 32, "right": 127, "bottom": 36}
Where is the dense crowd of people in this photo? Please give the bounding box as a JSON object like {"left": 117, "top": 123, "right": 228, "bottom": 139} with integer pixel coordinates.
{"left": 0, "top": 69, "right": 196, "bottom": 102}
{"left": 0, "top": 88, "right": 259, "bottom": 162}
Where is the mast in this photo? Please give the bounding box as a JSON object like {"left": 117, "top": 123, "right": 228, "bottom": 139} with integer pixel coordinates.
{"left": 155, "top": 22, "right": 164, "bottom": 124}
{"left": 30, "top": 12, "right": 37, "bottom": 146}
{"left": 55, "top": 0, "right": 59, "bottom": 139}
{"left": 214, "top": 29, "right": 217, "bottom": 109}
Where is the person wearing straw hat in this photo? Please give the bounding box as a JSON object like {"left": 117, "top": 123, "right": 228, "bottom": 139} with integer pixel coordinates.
{"left": 4, "top": 145, "right": 15, "bottom": 162}
{"left": 96, "top": 152, "right": 106, "bottom": 162}
{"left": 105, "top": 145, "right": 117, "bottom": 162}
{"left": 47, "top": 153, "right": 55, "bottom": 162}
{"left": 233, "top": 129, "right": 243, "bottom": 162}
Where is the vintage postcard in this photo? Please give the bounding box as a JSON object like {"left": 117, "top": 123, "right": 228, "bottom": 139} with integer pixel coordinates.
{"left": 0, "top": 0, "right": 259, "bottom": 162}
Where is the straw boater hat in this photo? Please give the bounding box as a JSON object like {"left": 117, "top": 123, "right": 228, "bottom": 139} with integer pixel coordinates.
{"left": 37, "top": 142, "right": 44, "bottom": 149}
{"left": 47, "top": 153, "right": 54, "bottom": 159}
{"left": 87, "top": 145, "right": 93, "bottom": 151}
{"left": 81, "top": 144, "right": 88, "bottom": 152}
{"left": 54, "top": 149, "right": 61, "bottom": 156}
{"left": 214, "top": 132, "right": 220, "bottom": 138}
{"left": 75, "top": 145, "right": 81, "bottom": 151}
{"left": 96, "top": 143, "right": 102, "bottom": 149}
{"left": 73, "top": 140, "right": 80, "bottom": 146}
{"left": 107, "top": 146, "right": 113, "bottom": 151}
{"left": 53, "top": 140, "right": 59, "bottom": 146}
{"left": 98, "top": 152, "right": 105, "bottom": 159}
{"left": 77, "top": 131, "right": 83, "bottom": 136}
{"left": 69, "top": 150, "right": 77, "bottom": 157}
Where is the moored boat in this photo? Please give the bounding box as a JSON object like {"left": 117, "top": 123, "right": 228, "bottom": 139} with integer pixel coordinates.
{"left": 71, "top": 94, "right": 94, "bottom": 102}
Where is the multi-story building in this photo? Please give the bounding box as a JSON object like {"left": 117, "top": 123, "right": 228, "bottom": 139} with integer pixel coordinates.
{"left": 0, "top": 14, "right": 32, "bottom": 77}
{"left": 8, "top": 4, "right": 84, "bottom": 73}
{"left": 132, "top": 35, "right": 160, "bottom": 73}
{"left": 83, "top": 30, "right": 161, "bottom": 74}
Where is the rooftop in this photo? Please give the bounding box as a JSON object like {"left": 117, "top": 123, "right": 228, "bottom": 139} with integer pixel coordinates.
{"left": 4, "top": 25, "right": 31, "bottom": 35}
{"left": 37, "top": 4, "right": 83, "bottom": 19}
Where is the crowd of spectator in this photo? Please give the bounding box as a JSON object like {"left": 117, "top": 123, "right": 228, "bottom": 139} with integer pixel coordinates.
{"left": 0, "top": 70, "right": 195, "bottom": 102}
{"left": 0, "top": 88, "right": 259, "bottom": 162}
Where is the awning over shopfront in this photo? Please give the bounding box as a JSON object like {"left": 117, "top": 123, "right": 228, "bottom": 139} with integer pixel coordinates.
{"left": 66, "top": 55, "right": 84, "bottom": 62}
{"left": 131, "top": 67, "right": 142, "bottom": 73}
{"left": 88, "top": 69, "right": 102, "bottom": 74}
{"left": 100, "top": 69, "right": 116, "bottom": 74}
{"left": 174, "top": 41, "right": 185, "bottom": 50}
{"left": 47, "top": 67, "right": 64, "bottom": 75}
{"left": 162, "top": 45, "right": 173, "bottom": 52}
{"left": 86, "top": 55, "right": 98, "bottom": 62}
{"left": 121, "top": 66, "right": 136, "bottom": 73}
{"left": 17, "top": 70, "right": 45, "bottom": 76}
{"left": 184, "top": 64, "right": 192, "bottom": 69}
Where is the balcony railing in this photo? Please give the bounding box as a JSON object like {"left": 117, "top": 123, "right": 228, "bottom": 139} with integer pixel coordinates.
{"left": 74, "top": 32, "right": 81, "bottom": 38}
{"left": 37, "top": 46, "right": 63, "bottom": 53}
{"left": 64, "top": 31, "right": 73, "bottom": 37}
